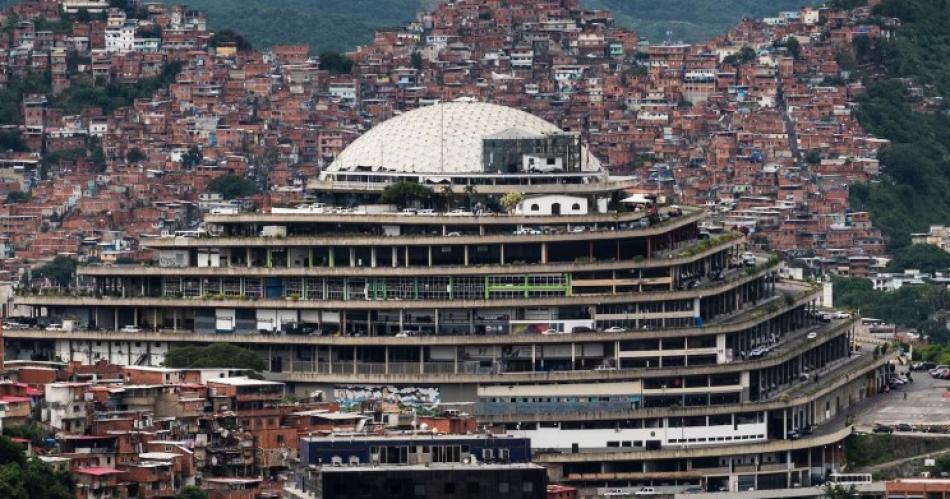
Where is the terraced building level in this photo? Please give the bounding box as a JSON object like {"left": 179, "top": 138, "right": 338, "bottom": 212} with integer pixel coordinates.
{"left": 9, "top": 102, "right": 890, "bottom": 495}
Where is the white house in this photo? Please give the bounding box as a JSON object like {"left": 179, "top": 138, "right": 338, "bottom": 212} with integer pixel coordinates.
{"left": 515, "top": 194, "right": 588, "bottom": 216}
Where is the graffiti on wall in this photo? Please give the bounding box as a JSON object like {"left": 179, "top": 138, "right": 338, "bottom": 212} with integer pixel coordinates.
{"left": 333, "top": 385, "right": 440, "bottom": 410}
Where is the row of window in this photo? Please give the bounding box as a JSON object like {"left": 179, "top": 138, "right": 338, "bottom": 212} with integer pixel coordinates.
{"left": 667, "top": 434, "right": 765, "bottom": 444}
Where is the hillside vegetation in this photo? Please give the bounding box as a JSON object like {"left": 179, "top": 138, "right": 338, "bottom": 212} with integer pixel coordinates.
{"left": 585, "top": 0, "right": 814, "bottom": 42}
{"left": 132, "top": 0, "right": 820, "bottom": 52}
{"left": 847, "top": 0, "right": 950, "bottom": 248}
{"left": 155, "top": 0, "right": 428, "bottom": 53}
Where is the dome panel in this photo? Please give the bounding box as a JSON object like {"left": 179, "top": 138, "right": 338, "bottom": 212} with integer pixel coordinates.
{"left": 327, "top": 102, "right": 602, "bottom": 174}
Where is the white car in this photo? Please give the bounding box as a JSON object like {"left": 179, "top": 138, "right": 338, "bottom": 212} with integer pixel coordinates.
{"left": 741, "top": 251, "right": 757, "bottom": 266}
{"left": 541, "top": 328, "right": 564, "bottom": 335}
{"left": 831, "top": 311, "right": 852, "bottom": 319}
{"left": 445, "top": 231, "right": 461, "bottom": 237}
{"left": 417, "top": 209, "right": 436, "bottom": 215}
{"left": 806, "top": 332, "right": 818, "bottom": 339}
{"left": 45, "top": 324, "right": 65, "bottom": 332}
{"left": 527, "top": 164, "right": 564, "bottom": 173}
{"left": 447, "top": 209, "right": 474, "bottom": 216}
{"left": 514, "top": 227, "right": 543, "bottom": 235}
{"left": 120, "top": 325, "right": 141, "bottom": 333}
{"left": 634, "top": 488, "right": 657, "bottom": 496}
{"left": 603, "top": 326, "right": 626, "bottom": 333}
{"left": 395, "top": 331, "right": 415, "bottom": 337}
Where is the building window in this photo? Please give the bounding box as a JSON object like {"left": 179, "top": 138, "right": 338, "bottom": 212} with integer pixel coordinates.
{"left": 572, "top": 203, "right": 581, "bottom": 210}
{"left": 530, "top": 204, "right": 539, "bottom": 211}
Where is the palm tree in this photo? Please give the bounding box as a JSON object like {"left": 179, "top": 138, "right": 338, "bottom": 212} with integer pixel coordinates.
{"left": 440, "top": 184, "right": 454, "bottom": 211}
{"left": 463, "top": 184, "right": 478, "bottom": 211}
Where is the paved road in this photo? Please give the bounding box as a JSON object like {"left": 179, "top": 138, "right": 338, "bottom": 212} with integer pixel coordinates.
{"left": 861, "top": 445, "right": 950, "bottom": 473}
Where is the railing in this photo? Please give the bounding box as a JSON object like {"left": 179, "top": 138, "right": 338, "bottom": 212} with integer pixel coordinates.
{"left": 293, "top": 361, "right": 465, "bottom": 375}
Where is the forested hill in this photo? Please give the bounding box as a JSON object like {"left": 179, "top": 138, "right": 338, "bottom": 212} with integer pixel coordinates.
{"left": 0, "top": 0, "right": 818, "bottom": 53}
{"left": 847, "top": 0, "right": 950, "bottom": 248}
{"left": 585, "top": 0, "right": 814, "bottom": 42}
{"left": 155, "top": 0, "right": 429, "bottom": 53}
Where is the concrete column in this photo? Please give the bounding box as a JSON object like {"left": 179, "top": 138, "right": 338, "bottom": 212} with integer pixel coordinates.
{"left": 783, "top": 410, "right": 788, "bottom": 439}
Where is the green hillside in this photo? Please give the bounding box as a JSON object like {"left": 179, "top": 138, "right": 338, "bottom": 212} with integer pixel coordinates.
{"left": 584, "top": 0, "right": 815, "bottom": 42}
{"left": 0, "top": 0, "right": 819, "bottom": 50}
{"left": 156, "top": 0, "right": 429, "bottom": 53}
{"left": 847, "top": 0, "right": 950, "bottom": 248}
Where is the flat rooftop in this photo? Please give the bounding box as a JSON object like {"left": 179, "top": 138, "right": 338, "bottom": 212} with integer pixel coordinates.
{"left": 207, "top": 376, "right": 283, "bottom": 387}
{"left": 318, "top": 463, "right": 544, "bottom": 473}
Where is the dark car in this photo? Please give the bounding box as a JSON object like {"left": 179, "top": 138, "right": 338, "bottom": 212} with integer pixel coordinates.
{"left": 896, "top": 423, "right": 914, "bottom": 432}
{"left": 873, "top": 424, "right": 894, "bottom": 434}
{"left": 282, "top": 322, "right": 320, "bottom": 336}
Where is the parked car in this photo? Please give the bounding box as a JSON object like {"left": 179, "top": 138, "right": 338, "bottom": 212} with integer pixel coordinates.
{"left": 541, "top": 328, "right": 565, "bottom": 335}
{"left": 45, "top": 323, "right": 66, "bottom": 332}
{"left": 120, "top": 325, "right": 141, "bottom": 333}
{"left": 445, "top": 231, "right": 461, "bottom": 237}
{"left": 806, "top": 332, "right": 818, "bottom": 340}
{"left": 873, "top": 424, "right": 894, "bottom": 434}
{"left": 603, "top": 326, "right": 626, "bottom": 333}
{"left": 741, "top": 251, "right": 757, "bottom": 266}
{"left": 634, "top": 487, "right": 657, "bottom": 496}
{"left": 514, "top": 227, "right": 543, "bottom": 235}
